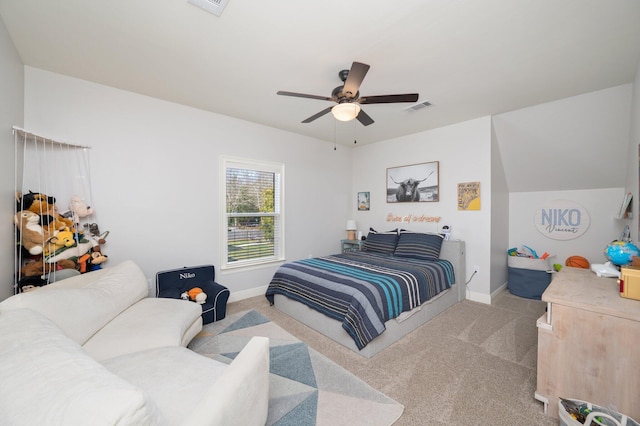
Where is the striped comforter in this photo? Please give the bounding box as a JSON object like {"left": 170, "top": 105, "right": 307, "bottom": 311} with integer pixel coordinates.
{"left": 265, "top": 252, "right": 455, "bottom": 350}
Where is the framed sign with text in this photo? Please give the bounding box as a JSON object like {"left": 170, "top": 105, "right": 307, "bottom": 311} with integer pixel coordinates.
{"left": 534, "top": 199, "right": 590, "bottom": 240}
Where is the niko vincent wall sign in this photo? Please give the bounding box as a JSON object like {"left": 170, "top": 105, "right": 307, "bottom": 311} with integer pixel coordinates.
{"left": 534, "top": 199, "right": 590, "bottom": 240}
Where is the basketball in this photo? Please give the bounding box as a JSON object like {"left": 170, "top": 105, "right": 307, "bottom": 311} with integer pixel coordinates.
{"left": 565, "top": 256, "right": 590, "bottom": 269}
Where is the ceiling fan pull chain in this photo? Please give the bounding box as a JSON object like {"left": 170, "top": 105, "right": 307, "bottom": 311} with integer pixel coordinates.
{"left": 353, "top": 119, "right": 357, "bottom": 144}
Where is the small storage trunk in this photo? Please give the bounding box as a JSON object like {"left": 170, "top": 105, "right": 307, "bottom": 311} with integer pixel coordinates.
{"left": 507, "top": 256, "right": 554, "bottom": 300}
{"left": 156, "top": 265, "right": 230, "bottom": 324}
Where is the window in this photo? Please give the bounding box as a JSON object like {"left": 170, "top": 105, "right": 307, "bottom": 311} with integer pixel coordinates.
{"left": 222, "top": 157, "right": 284, "bottom": 269}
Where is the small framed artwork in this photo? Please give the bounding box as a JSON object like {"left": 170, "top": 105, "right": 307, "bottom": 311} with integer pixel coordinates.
{"left": 358, "top": 192, "right": 370, "bottom": 211}
{"left": 458, "top": 182, "right": 481, "bottom": 210}
{"left": 386, "top": 161, "right": 439, "bottom": 203}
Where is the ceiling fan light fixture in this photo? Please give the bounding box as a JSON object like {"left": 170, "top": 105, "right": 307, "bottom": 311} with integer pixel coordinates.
{"left": 332, "top": 103, "right": 361, "bottom": 121}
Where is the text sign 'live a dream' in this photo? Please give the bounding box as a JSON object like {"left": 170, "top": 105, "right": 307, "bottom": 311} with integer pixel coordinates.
{"left": 534, "top": 199, "right": 590, "bottom": 240}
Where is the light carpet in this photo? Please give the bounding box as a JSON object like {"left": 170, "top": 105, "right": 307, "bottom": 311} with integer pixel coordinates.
{"left": 189, "top": 310, "right": 404, "bottom": 426}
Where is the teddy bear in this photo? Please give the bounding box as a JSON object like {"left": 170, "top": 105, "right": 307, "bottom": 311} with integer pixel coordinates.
{"left": 16, "top": 191, "right": 74, "bottom": 233}
{"left": 63, "top": 196, "right": 94, "bottom": 227}
{"left": 181, "top": 287, "right": 207, "bottom": 304}
{"left": 13, "top": 210, "right": 57, "bottom": 255}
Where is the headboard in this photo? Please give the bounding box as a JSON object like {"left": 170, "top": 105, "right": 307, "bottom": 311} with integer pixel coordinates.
{"left": 439, "top": 239, "right": 466, "bottom": 301}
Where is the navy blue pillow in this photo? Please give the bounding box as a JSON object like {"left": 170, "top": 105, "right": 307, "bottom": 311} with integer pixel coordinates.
{"left": 362, "top": 228, "right": 398, "bottom": 254}
{"left": 393, "top": 232, "right": 443, "bottom": 260}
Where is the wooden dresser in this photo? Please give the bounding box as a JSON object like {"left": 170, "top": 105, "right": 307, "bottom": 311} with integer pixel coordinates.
{"left": 535, "top": 267, "right": 640, "bottom": 420}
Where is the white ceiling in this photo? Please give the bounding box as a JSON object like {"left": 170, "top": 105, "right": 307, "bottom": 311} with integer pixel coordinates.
{"left": 1, "top": 0, "right": 639, "bottom": 149}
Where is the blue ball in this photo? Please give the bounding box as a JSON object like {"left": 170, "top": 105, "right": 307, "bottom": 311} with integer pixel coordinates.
{"left": 605, "top": 241, "right": 640, "bottom": 266}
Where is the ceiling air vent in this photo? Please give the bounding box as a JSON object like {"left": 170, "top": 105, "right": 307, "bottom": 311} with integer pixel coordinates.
{"left": 188, "top": 0, "right": 229, "bottom": 16}
{"left": 403, "top": 101, "right": 432, "bottom": 112}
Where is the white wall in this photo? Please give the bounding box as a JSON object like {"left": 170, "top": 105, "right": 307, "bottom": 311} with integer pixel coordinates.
{"left": 494, "top": 85, "right": 632, "bottom": 193}
{"left": 23, "top": 67, "right": 353, "bottom": 298}
{"left": 489, "top": 123, "right": 510, "bottom": 296}
{"left": 625, "top": 59, "right": 640, "bottom": 242}
{"left": 509, "top": 188, "right": 627, "bottom": 265}
{"left": 352, "top": 117, "right": 493, "bottom": 301}
{"left": 495, "top": 85, "right": 634, "bottom": 272}
{"left": 0, "top": 16, "right": 24, "bottom": 300}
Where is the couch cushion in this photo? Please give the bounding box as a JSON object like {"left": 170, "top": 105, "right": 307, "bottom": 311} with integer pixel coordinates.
{"left": 0, "top": 260, "right": 148, "bottom": 345}
{"left": 0, "top": 309, "right": 162, "bottom": 425}
{"left": 183, "top": 336, "right": 270, "bottom": 426}
{"left": 84, "top": 297, "right": 203, "bottom": 361}
{"left": 103, "top": 337, "right": 270, "bottom": 426}
{"left": 103, "top": 346, "right": 228, "bottom": 426}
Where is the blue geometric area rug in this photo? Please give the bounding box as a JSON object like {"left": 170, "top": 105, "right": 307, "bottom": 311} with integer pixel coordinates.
{"left": 188, "top": 310, "right": 404, "bottom": 426}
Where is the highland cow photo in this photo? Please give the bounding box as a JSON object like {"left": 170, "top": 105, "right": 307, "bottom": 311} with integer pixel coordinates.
{"left": 386, "top": 161, "right": 439, "bottom": 203}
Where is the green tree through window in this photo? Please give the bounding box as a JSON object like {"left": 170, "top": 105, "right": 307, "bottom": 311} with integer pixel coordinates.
{"left": 223, "top": 158, "right": 284, "bottom": 268}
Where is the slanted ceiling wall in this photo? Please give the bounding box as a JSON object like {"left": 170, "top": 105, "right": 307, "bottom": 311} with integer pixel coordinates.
{"left": 495, "top": 85, "right": 634, "bottom": 269}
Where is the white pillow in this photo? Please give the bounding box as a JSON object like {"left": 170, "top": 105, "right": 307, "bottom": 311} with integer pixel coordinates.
{"left": 0, "top": 260, "right": 148, "bottom": 344}
{"left": 0, "top": 309, "right": 161, "bottom": 425}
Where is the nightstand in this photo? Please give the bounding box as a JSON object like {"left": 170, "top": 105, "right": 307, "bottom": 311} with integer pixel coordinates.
{"left": 341, "top": 239, "right": 364, "bottom": 253}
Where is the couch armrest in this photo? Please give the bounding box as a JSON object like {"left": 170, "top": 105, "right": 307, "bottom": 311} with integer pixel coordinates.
{"left": 182, "top": 336, "right": 270, "bottom": 426}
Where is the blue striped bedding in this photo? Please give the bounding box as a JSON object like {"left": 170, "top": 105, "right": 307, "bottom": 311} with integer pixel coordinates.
{"left": 265, "top": 252, "right": 455, "bottom": 350}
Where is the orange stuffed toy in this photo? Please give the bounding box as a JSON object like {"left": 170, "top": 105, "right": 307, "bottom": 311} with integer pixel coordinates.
{"left": 181, "top": 287, "right": 207, "bottom": 304}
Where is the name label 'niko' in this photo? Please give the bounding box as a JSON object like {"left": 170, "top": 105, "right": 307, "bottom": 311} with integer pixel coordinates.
{"left": 534, "top": 199, "right": 590, "bottom": 240}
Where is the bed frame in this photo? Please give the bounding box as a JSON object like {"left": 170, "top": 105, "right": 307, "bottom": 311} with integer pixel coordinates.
{"left": 272, "top": 239, "right": 466, "bottom": 358}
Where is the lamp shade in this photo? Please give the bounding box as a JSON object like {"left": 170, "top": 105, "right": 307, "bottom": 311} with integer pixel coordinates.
{"left": 332, "top": 103, "right": 361, "bottom": 122}
{"left": 346, "top": 220, "right": 357, "bottom": 230}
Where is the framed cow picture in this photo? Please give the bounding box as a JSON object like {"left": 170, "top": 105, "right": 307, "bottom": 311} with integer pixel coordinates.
{"left": 386, "top": 161, "right": 439, "bottom": 203}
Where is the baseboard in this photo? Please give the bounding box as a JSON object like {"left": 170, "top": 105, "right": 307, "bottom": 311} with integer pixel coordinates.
{"left": 228, "top": 285, "right": 268, "bottom": 303}
{"left": 466, "top": 289, "right": 491, "bottom": 304}
{"left": 465, "top": 281, "right": 508, "bottom": 305}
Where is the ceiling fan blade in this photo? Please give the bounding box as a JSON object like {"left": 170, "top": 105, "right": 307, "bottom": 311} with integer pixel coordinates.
{"left": 359, "top": 93, "right": 419, "bottom": 104}
{"left": 277, "top": 91, "right": 334, "bottom": 102}
{"left": 343, "top": 62, "right": 370, "bottom": 98}
{"left": 356, "top": 108, "right": 374, "bottom": 126}
{"left": 301, "top": 106, "right": 333, "bottom": 123}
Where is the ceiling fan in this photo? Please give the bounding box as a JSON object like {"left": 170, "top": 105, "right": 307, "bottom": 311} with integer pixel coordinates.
{"left": 277, "top": 61, "right": 419, "bottom": 126}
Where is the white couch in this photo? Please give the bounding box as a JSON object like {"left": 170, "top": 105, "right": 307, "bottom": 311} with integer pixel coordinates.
{"left": 0, "top": 260, "right": 270, "bottom": 425}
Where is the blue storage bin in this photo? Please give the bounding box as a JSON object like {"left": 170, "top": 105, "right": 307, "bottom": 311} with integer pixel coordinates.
{"left": 507, "top": 256, "right": 554, "bottom": 300}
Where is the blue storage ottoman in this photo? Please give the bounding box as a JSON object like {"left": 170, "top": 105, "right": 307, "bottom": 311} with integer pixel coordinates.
{"left": 156, "top": 265, "right": 230, "bottom": 324}
{"left": 507, "top": 256, "right": 554, "bottom": 300}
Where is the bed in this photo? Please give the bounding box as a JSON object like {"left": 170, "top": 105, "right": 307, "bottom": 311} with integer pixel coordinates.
{"left": 265, "top": 231, "right": 466, "bottom": 358}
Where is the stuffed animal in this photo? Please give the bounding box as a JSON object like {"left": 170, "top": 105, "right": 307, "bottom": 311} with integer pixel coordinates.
{"left": 18, "top": 276, "right": 47, "bottom": 292}
{"left": 16, "top": 191, "right": 74, "bottom": 232}
{"left": 13, "top": 210, "right": 55, "bottom": 255}
{"left": 18, "top": 259, "right": 77, "bottom": 292}
{"left": 46, "top": 228, "right": 77, "bottom": 253}
{"left": 77, "top": 250, "right": 108, "bottom": 273}
{"left": 181, "top": 287, "right": 207, "bottom": 304}
{"left": 45, "top": 232, "right": 103, "bottom": 263}
{"left": 65, "top": 196, "right": 94, "bottom": 226}
{"left": 20, "top": 258, "right": 76, "bottom": 278}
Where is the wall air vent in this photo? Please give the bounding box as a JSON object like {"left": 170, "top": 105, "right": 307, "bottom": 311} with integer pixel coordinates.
{"left": 403, "top": 101, "right": 432, "bottom": 112}
{"left": 188, "top": 0, "right": 229, "bottom": 16}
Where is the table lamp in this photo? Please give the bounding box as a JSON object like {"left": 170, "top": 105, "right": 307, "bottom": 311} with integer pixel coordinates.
{"left": 346, "top": 219, "right": 357, "bottom": 240}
